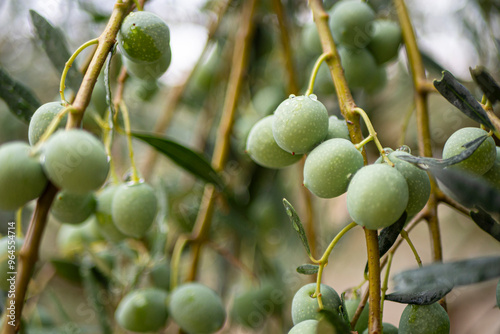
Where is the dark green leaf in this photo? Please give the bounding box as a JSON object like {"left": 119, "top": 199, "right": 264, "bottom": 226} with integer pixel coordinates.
{"left": 296, "top": 264, "right": 319, "bottom": 275}
{"left": 470, "top": 209, "right": 500, "bottom": 242}
{"left": 430, "top": 167, "right": 500, "bottom": 213}
{"left": 283, "top": 198, "right": 311, "bottom": 258}
{"left": 339, "top": 292, "right": 350, "bottom": 325}
{"left": 385, "top": 284, "right": 452, "bottom": 305}
{"left": 395, "top": 136, "right": 487, "bottom": 168}
{"left": 50, "top": 259, "right": 82, "bottom": 284}
{"left": 131, "top": 132, "right": 224, "bottom": 188}
{"left": 30, "top": 10, "right": 82, "bottom": 92}
{"left": 421, "top": 51, "right": 445, "bottom": 74}
{"left": 393, "top": 256, "right": 500, "bottom": 291}
{"left": 0, "top": 67, "right": 41, "bottom": 123}
{"left": 433, "top": 71, "right": 495, "bottom": 129}
{"left": 470, "top": 66, "right": 500, "bottom": 104}
{"left": 317, "top": 309, "right": 351, "bottom": 334}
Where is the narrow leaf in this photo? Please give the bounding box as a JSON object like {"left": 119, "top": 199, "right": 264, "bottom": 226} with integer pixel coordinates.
{"left": 430, "top": 167, "right": 500, "bottom": 213}
{"left": 470, "top": 209, "right": 500, "bottom": 242}
{"left": 395, "top": 136, "right": 487, "bottom": 169}
{"left": 470, "top": 66, "right": 500, "bottom": 104}
{"left": 317, "top": 309, "right": 351, "bottom": 334}
{"left": 296, "top": 264, "right": 319, "bottom": 275}
{"left": 0, "top": 67, "right": 41, "bottom": 123}
{"left": 30, "top": 10, "right": 82, "bottom": 92}
{"left": 385, "top": 284, "right": 452, "bottom": 305}
{"left": 434, "top": 70, "right": 495, "bottom": 129}
{"left": 339, "top": 292, "right": 350, "bottom": 325}
{"left": 393, "top": 256, "right": 500, "bottom": 291}
{"left": 131, "top": 132, "right": 224, "bottom": 188}
{"left": 283, "top": 198, "right": 311, "bottom": 258}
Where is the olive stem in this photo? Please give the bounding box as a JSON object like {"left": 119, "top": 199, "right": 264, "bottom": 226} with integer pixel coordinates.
{"left": 101, "top": 109, "right": 120, "bottom": 184}
{"left": 400, "top": 229, "right": 422, "bottom": 267}
{"left": 305, "top": 52, "right": 332, "bottom": 96}
{"left": 15, "top": 208, "right": 23, "bottom": 238}
{"left": 119, "top": 101, "right": 140, "bottom": 184}
{"left": 313, "top": 222, "right": 358, "bottom": 308}
{"left": 132, "top": 0, "right": 142, "bottom": 11}
{"left": 379, "top": 252, "right": 393, "bottom": 319}
{"left": 59, "top": 38, "right": 99, "bottom": 104}
{"left": 353, "top": 107, "right": 394, "bottom": 167}
{"left": 354, "top": 134, "right": 374, "bottom": 150}
{"left": 170, "top": 235, "right": 189, "bottom": 290}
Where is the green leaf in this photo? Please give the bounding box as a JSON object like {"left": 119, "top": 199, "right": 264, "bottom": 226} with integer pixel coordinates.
{"left": 296, "top": 264, "right": 319, "bottom": 275}
{"left": 0, "top": 67, "right": 41, "bottom": 123}
{"left": 430, "top": 167, "right": 500, "bottom": 213}
{"left": 50, "top": 259, "right": 82, "bottom": 284}
{"left": 470, "top": 209, "right": 500, "bottom": 242}
{"left": 131, "top": 132, "right": 224, "bottom": 188}
{"left": 470, "top": 66, "right": 500, "bottom": 104}
{"left": 433, "top": 70, "right": 495, "bottom": 129}
{"left": 385, "top": 284, "right": 452, "bottom": 305}
{"left": 283, "top": 198, "right": 311, "bottom": 258}
{"left": 393, "top": 256, "right": 500, "bottom": 291}
{"left": 317, "top": 309, "right": 351, "bottom": 334}
{"left": 394, "top": 136, "right": 488, "bottom": 168}
{"left": 29, "top": 10, "right": 82, "bottom": 92}
{"left": 339, "top": 292, "right": 350, "bottom": 325}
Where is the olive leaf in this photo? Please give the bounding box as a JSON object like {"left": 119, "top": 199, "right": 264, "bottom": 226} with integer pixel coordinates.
{"left": 385, "top": 284, "right": 452, "bottom": 305}
{"left": 470, "top": 66, "right": 500, "bottom": 105}
{"left": 283, "top": 198, "right": 312, "bottom": 258}
{"left": 434, "top": 70, "right": 495, "bottom": 130}
{"left": 30, "top": 10, "right": 82, "bottom": 93}
{"left": 392, "top": 256, "right": 500, "bottom": 292}
{"left": 0, "top": 67, "right": 41, "bottom": 123}
{"left": 296, "top": 264, "right": 319, "bottom": 275}
{"left": 469, "top": 209, "right": 500, "bottom": 242}
{"left": 396, "top": 135, "right": 488, "bottom": 168}
{"left": 131, "top": 132, "right": 224, "bottom": 188}
{"left": 339, "top": 292, "right": 350, "bottom": 326}
{"left": 430, "top": 167, "right": 500, "bottom": 213}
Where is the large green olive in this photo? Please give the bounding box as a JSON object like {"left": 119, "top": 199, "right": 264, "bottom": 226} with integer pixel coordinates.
{"left": 339, "top": 48, "right": 378, "bottom": 90}
{"left": 329, "top": 0, "right": 375, "bottom": 48}
{"left": 28, "top": 102, "right": 66, "bottom": 146}
{"left": 367, "top": 20, "right": 402, "bottom": 65}
{"left": 399, "top": 303, "right": 450, "bottom": 334}
{"left": 291, "top": 283, "right": 342, "bottom": 325}
{"left": 51, "top": 191, "right": 96, "bottom": 224}
{"left": 325, "top": 116, "right": 350, "bottom": 141}
{"left": 288, "top": 319, "right": 318, "bottom": 334}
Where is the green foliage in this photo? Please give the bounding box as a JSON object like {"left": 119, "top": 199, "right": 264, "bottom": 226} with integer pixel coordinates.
{"left": 111, "top": 182, "right": 158, "bottom": 238}
{"left": 303, "top": 138, "right": 364, "bottom": 198}
{"left": 246, "top": 115, "right": 303, "bottom": 168}
{"left": 0, "top": 67, "right": 41, "bottom": 123}
{"left": 347, "top": 164, "right": 409, "bottom": 230}
{"left": 42, "top": 129, "right": 109, "bottom": 194}
{"left": 291, "top": 283, "right": 342, "bottom": 325}
{"left": 114, "top": 288, "right": 169, "bottom": 333}
{"left": 169, "top": 283, "right": 226, "bottom": 334}
{"left": 272, "top": 95, "right": 329, "bottom": 154}
{"left": 0, "top": 142, "right": 48, "bottom": 210}
{"left": 398, "top": 303, "right": 450, "bottom": 334}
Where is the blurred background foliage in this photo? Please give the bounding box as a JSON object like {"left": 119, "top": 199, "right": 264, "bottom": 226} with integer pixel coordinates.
{"left": 0, "top": 0, "right": 500, "bottom": 333}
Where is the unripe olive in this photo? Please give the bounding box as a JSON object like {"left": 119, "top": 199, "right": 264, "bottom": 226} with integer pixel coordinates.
{"left": 329, "top": 0, "right": 375, "bottom": 49}
{"left": 0, "top": 142, "right": 48, "bottom": 211}
{"left": 28, "top": 102, "right": 66, "bottom": 146}
{"left": 303, "top": 138, "right": 364, "bottom": 198}
{"left": 0, "top": 237, "right": 23, "bottom": 291}
{"left": 231, "top": 283, "right": 284, "bottom": 329}
{"left": 57, "top": 216, "right": 101, "bottom": 258}
{"left": 149, "top": 260, "right": 170, "bottom": 291}
{"left": 442, "top": 127, "right": 496, "bottom": 175}
{"left": 399, "top": 303, "right": 450, "bottom": 334}
{"left": 115, "top": 288, "right": 169, "bottom": 333}
{"left": 122, "top": 48, "right": 171, "bottom": 80}
{"left": 111, "top": 182, "right": 158, "bottom": 238}
{"left": 291, "top": 283, "right": 342, "bottom": 325}
{"left": 344, "top": 299, "right": 369, "bottom": 333}
{"left": 95, "top": 185, "right": 127, "bottom": 242}
{"left": 51, "top": 191, "right": 96, "bottom": 224}
{"left": 362, "top": 322, "right": 398, "bottom": 334}
{"left": 169, "top": 283, "right": 226, "bottom": 334}
{"left": 288, "top": 319, "right": 318, "bottom": 334}
{"left": 367, "top": 20, "right": 402, "bottom": 65}
{"left": 272, "top": 95, "right": 329, "bottom": 155}
{"left": 325, "top": 116, "right": 350, "bottom": 141}
{"left": 387, "top": 151, "right": 431, "bottom": 218}
{"left": 246, "top": 115, "right": 303, "bottom": 169}
{"left": 347, "top": 164, "right": 409, "bottom": 229}
{"left": 339, "top": 48, "right": 378, "bottom": 90}
{"left": 41, "top": 129, "right": 109, "bottom": 194}
{"left": 301, "top": 22, "right": 322, "bottom": 55}
{"left": 365, "top": 66, "right": 388, "bottom": 94}
{"left": 482, "top": 147, "right": 500, "bottom": 189}
{"left": 118, "top": 11, "right": 170, "bottom": 64}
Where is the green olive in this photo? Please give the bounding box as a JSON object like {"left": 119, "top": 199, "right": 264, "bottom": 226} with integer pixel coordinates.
{"left": 325, "top": 116, "right": 350, "bottom": 141}
{"left": 482, "top": 147, "right": 500, "bottom": 189}
{"left": 399, "top": 303, "right": 450, "bottom": 334}
{"left": 329, "top": 0, "right": 375, "bottom": 48}
{"left": 339, "top": 48, "right": 378, "bottom": 90}
{"left": 344, "top": 298, "right": 369, "bottom": 333}
{"left": 51, "top": 191, "right": 96, "bottom": 224}
{"left": 28, "top": 102, "right": 66, "bottom": 146}
{"left": 95, "top": 185, "right": 127, "bottom": 243}
{"left": 288, "top": 319, "right": 318, "bottom": 334}
{"left": 56, "top": 216, "right": 102, "bottom": 258}
{"left": 367, "top": 20, "right": 402, "bottom": 65}
{"left": 291, "top": 283, "right": 342, "bottom": 325}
